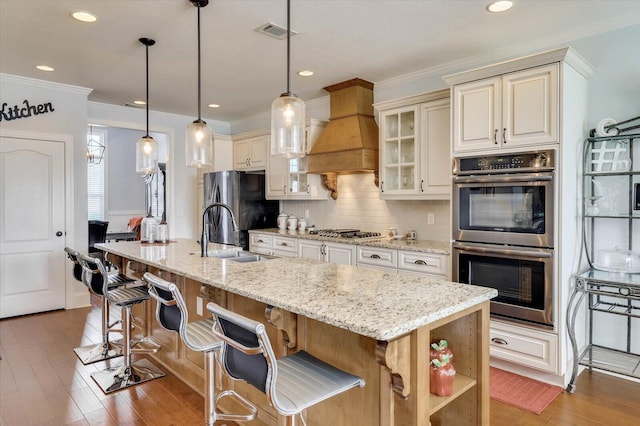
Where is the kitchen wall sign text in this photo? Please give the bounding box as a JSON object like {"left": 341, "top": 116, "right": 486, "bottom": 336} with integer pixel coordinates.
{"left": 0, "top": 100, "right": 55, "bottom": 122}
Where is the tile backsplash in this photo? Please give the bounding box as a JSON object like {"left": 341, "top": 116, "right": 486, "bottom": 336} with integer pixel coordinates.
{"left": 282, "top": 174, "right": 451, "bottom": 242}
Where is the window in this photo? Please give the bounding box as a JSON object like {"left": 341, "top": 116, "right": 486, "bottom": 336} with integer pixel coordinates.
{"left": 87, "top": 128, "right": 106, "bottom": 220}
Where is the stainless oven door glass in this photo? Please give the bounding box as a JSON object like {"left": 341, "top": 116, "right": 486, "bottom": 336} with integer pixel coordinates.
{"left": 453, "top": 173, "right": 554, "bottom": 247}
{"left": 453, "top": 242, "right": 554, "bottom": 328}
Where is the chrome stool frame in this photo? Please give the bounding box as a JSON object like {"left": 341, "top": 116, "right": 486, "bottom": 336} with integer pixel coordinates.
{"left": 78, "top": 254, "right": 164, "bottom": 393}
{"left": 144, "top": 272, "right": 256, "bottom": 425}
{"left": 207, "top": 302, "right": 365, "bottom": 426}
{"left": 65, "top": 247, "right": 131, "bottom": 365}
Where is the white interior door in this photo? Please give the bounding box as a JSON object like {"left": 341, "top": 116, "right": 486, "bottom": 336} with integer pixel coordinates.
{"left": 0, "top": 136, "right": 66, "bottom": 318}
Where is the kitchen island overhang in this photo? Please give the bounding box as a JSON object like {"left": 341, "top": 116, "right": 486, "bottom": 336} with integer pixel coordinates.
{"left": 97, "top": 239, "right": 496, "bottom": 425}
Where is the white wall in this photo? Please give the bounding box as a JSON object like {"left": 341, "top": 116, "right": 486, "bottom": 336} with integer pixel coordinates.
{"left": 0, "top": 74, "right": 91, "bottom": 307}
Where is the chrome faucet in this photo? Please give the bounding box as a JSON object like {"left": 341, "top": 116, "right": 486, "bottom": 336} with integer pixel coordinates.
{"left": 201, "top": 203, "right": 239, "bottom": 257}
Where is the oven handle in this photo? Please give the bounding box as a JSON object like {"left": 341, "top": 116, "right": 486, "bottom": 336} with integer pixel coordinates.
{"left": 453, "top": 173, "right": 553, "bottom": 184}
{"left": 453, "top": 242, "right": 553, "bottom": 259}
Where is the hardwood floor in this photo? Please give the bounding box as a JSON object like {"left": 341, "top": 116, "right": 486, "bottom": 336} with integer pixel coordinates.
{"left": 2, "top": 304, "right": 640, "bottom": 425}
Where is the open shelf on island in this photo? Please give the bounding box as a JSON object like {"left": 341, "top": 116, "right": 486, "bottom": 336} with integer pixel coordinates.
{"left": 429, "top": 373, "right": 477, "bottom": 414}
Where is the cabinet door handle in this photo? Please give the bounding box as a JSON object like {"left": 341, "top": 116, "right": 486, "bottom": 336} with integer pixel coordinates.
{"left": 370, "top": 254, "right": 381, "bottom": 259}
{"left": 381, "top": 182, "right": 384, "bottom": 193}
{"left": 493, "top": 129, "right": 498, "bottom": 144}
{"left": 414, "top": 260, "right": 427, "bottom": 265}
{"left": 420, "top": 180, "right": 424, "bottom": 193}
{"left": 491, "top": 337, "right": 508, "bottom": 345}
{"left": 503, "top": 128, "right": 508, "bottom": 144}
{"left": 246, "top": 158, "right": 250, "bottom": 166}
{"left": 321, "top": 244, "right": 326, "bottom": 256}
{"left": 283, "top": 185, "right": 287, "bottom": 194}
{"left": 306, "top": 184, "right": 310, "bottom": 194}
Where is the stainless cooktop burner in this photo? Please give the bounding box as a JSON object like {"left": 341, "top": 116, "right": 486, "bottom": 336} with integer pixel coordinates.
{"left": 311, "top": 229, "right": 382, "bottom": 239}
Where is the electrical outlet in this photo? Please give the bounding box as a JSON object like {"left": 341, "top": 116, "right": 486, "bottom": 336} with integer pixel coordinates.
{"left": 196, "top": 296, "right": 203, "bottom": 316}
{"left": 427, "top": 213, "right": 435, "bottom": 225}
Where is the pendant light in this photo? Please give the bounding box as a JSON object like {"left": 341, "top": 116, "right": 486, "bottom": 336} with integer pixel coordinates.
{"left": 86, "top": 125, "right": 105, "bottom": 164}
{"left": 185, "top": 0, "right": 213, "bottom": 168}
{"left": 271, "top": 0, "right": 305, "bottom": 159}
{"left": 136, "top": 37, "right": 159, "bottom": 176}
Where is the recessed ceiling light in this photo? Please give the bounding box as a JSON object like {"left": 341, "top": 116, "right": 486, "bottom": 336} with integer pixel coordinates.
{"left": 207, "top": 103, "right": 220, "bottom": 108}
{"left": 486, "top": 1, "right": 513, "bottom": 13}
{"left": 297, "top": 70, "right": 314, "bottom": 77}
{"left": 71, "top": 11, "right": 97, "bottom": 23}
{"left": 133, "top": 100, "right": 146, "bottom": 105}
{"left": 36, "top": 65, "right": 55, "bottom": 72}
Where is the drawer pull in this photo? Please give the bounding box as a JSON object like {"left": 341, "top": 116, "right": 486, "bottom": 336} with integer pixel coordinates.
{"left": 256, "top": 239, "right": 264, "bottom": 243}
{"left": 491, "top": 337, "right": 508, "bottom": 345}
{"left": 279, "top": 242, "right": 289, "bottom": 247}
{"left": 414, "top": 260, "right": 427, "bottom": 265}
{"left": 370, "top": 254, "right": 381, "bottom": 259}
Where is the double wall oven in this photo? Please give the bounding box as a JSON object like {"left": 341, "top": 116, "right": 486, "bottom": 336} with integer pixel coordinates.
{"left": 452, "top": 150, "right": 556, "bottom": 329}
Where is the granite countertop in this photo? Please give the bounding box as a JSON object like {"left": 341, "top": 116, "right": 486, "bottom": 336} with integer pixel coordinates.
{"left": 97, "top": 239, "right": 495, "bottom": 341}
{"left": 250, "top": 228, "right": 451, "bottom": 254}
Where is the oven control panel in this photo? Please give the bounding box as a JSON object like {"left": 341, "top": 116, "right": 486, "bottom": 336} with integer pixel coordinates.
{"left": 454, "top": 150, "right": 555, "bottom": 175}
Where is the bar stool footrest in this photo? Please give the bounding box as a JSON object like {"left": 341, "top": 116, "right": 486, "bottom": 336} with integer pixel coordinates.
{"left": 130, "top": 336, "right": 162, "bottom": 354}
{"left": 73, "top": 339, "right": 123, "bottom": 365}
{"left": 209, "top": 389, "right": 258, "bottom": 425}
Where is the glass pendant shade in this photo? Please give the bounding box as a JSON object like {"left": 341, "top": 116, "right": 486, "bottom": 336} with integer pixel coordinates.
{"left": 271, "top": 94, "right": 306, "bottom": 158}
{"left": 186, "top": 119, "right": 213, "bottom": 167}
{"left": 136, "top": 135, "right": 158, "bottom": 176}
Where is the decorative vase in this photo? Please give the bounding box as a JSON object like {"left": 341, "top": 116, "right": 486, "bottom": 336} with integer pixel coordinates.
{"left": 430, "top": 362, "right": 456, "bottom": 397}
{"left": 430, "top": 339, "right": 453, "bottom": 363}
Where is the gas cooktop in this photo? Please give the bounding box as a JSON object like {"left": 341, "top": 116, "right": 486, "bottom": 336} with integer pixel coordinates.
{"left": 309, "top": 229, "right": 382, "bottom": 239}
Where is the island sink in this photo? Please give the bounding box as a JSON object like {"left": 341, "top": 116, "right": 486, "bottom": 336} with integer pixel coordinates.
{"left": 189, "top": 250, "right": 272, "bottom": 262}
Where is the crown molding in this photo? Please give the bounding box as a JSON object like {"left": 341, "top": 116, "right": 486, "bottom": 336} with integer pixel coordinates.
{"left": 0, "top": 73, "right": 93, "bottom": 95}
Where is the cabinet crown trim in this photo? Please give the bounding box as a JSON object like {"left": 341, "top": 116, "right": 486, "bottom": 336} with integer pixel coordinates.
{"left": 442, "top": 47, "right": 594, "bottom": 86}
{"left": 232, "top": 118, "right": 327, "bottom": 141}
{"left": 373, "top": 89, "right": 449, "bottom": 112}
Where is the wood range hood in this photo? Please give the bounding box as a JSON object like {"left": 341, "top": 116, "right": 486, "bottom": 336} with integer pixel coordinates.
{"left": 307, "top": 78, "right": 379, "bottom": 199}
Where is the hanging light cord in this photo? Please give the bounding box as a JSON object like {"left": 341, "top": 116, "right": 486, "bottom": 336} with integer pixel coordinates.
{"left": 286, "top": 0, "right": 291, "bottom": 96}
{"left": 197, "top": 3, "right": 202, "bottom": 121}
{"left": 145, "top": 41, "right": 150, "bottom": 137}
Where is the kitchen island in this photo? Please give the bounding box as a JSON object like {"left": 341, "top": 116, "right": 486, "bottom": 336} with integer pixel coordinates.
{"left": 97, "top": 239, "right": 496, "bottom": 425}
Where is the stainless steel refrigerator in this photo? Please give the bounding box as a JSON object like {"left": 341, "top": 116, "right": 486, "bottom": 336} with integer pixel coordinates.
{"left": 203, "top": 171, "right": 278, "bottom": 250}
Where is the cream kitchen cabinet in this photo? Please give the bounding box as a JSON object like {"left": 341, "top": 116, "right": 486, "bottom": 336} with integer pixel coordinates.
{"left": 266, "top": 119, "right": 329, "bottom": 200}
{"left": 397, "top": 249, "right": 449, "bottom": 280}
{"left": 298, "top": 240, "right": 355, "bottom": 265}
{"left": 489, "top": 319, "right": 558, "bottom": 373}
{"left": 249, "top": 232, "right": 298, "bottom": 258}
{"left": 449, "top": 63, "right": 558, "bottom": 154}
{"left": 374, "top": 90, "right": 451, "bottom": 200}
{"left": 356, "top": 246, "right": 397, "bottom": 271}
{"left": 248, "top": 232, "right": 273, "bottom": 255}
{"left": 233, "top": 132, "right": 267, "bottom": 171}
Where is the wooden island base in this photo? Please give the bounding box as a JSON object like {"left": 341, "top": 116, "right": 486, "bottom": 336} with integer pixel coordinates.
{"left": 108, "top": 253, "right": 490, "bottom": 426}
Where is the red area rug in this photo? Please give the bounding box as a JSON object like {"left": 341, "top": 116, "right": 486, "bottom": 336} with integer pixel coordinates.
{"left": 490, "top": 367, "right": 563, "bottom": 414}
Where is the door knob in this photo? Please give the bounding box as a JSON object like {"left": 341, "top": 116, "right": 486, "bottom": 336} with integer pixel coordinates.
{"left": 56, "top": 231, "right": 63, "bottom": 237}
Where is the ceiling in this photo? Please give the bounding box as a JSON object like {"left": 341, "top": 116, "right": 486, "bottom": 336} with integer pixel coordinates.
{"left": 2, "top": 0, "right": 640, "bottom": 123}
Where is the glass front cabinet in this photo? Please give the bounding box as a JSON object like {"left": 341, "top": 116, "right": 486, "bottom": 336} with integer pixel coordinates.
{"left": 375, "top": 90, "right": 451, "bottom": 200}
{"left": 266, "top": 119, "right": 329, "bottom": 200}
{"left": 380, "top": 105, "right": 419, "bottom": 194}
